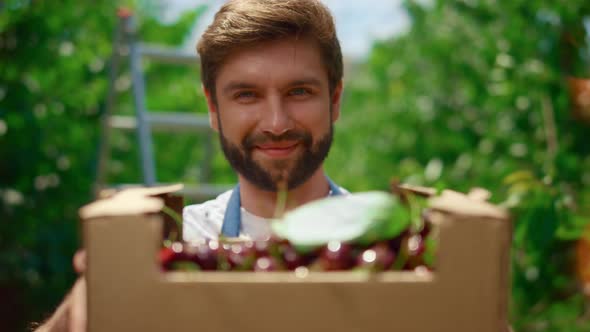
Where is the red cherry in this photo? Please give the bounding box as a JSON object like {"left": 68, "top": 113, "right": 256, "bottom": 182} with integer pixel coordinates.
{"left": 254, "top": 256, "right": 281, "bottom": 271}
{"left": 159, "top": 242, "right": 189, "bottom": 271}
{"left": 388, "top": 229, "right": 409, "bottom": 253}
{"left": 225, "top": 242, "right": 256, "bottom": 270}
{"left": 420, "top": 209, "right": 433, "bottom": 238}
{"left": 184, "top": 241, "right": 219, "bottom": 271}
{"left": 402, "top": 234, "right": 426, "bottom": 270}
{"left": 278, "top": 243, "right": 307, "bottom": 270}
{"left": 253, "top": 240, "right": 273, "bottom": 257}
{"left": 356, "top": 242, "right": 396, "bottom": 271}
{"left": 318, "top": 241, "right": 354, "bottom": 271}
{"left": 159, "top": 247, "right": 175, "bottom": 271}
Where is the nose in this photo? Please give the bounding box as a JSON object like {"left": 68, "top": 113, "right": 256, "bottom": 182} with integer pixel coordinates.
{"left": 261, "top": 94, "right": 293, "bottom": 136}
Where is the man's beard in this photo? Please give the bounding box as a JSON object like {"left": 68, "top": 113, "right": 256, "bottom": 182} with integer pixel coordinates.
{"left": 217, "top": 119, "right": 333, "bottom": 192}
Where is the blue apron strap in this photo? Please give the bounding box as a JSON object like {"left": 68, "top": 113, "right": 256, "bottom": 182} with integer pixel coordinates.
{"left": 327, "top": 177, "right": 343, "bottom": 196}
{"left": 221, "top": 178, "right": 343, "bottom": 237}
{"left": 220, "top": 184, "right": 241, "bottom": 237}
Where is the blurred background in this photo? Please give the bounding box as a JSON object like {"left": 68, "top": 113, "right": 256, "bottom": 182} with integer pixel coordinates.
{"left": 1, "top": 0, "right": 590, "bottom": 331}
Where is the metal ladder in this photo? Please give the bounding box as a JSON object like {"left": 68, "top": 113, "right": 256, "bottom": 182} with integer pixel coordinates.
{"left": 95, "top": 9, "right": 230, "bottom": 201}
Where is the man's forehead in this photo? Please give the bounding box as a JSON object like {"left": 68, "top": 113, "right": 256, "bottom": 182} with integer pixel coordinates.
{"left": 215, "top": 37, "right": 329, "bottom": 88}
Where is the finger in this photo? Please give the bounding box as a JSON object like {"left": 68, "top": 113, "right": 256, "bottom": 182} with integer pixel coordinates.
{"left": 33, "top": 292, "right": 72, "bottom": 332}
{"left": 69, "top": 277, "right": 87, "bottom": 332}
{"left": 73, "top": 250, "right": 87, "bottom": 274}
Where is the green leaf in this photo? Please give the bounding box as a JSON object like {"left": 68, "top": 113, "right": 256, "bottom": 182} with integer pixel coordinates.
{"left": 271, "top": 192, "right": 409, "bottom": 250}
{"left": 423, "top": 235, "right": 438, "bottom": 267}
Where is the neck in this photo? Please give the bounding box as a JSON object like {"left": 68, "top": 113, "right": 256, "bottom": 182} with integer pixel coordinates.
{"left": 238, "top": 168, "right": 331, "bottom": 219}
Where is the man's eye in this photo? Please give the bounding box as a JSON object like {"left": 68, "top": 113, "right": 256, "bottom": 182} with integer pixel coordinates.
{"left": 235, "top": 91, "right": 256, "bottom": 99}
{"left": 289, "top": 88, "right": 311, "bottom": 96}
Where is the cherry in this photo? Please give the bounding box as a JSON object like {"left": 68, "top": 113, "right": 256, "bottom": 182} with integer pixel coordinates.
{"left": 184, "top": 241, "right": 219, "bottom": 271}
{"left": 225, "top": 242, "right": 256, "bottom": 270}
{"left": 401, "top": 234, "right": 426, "bottom": 270}
{"left": 253, "top": 240, "right": 273, "bottom": 257}
{"left": 254, "top": 256, "right": 282, "bottom": 271}
{"left": 420, "top": 209, "right": 433, "bottom": 238}
{"left": 277, "top": 242, "right": 307, "bottom": 270}
{"left": 388, "top": 229, "right": 409, "bottom": 253}
{"left": 159, "top": 242, "right": 199, "bottom": 271}
{"left": 159, "top": 247, "right": 178, "bottom": 271}
{"left": 318, "top": 241, "right": 354, "bottom": 271}
{"left": 356, "top": 242, "right": 396, "bottom": 271}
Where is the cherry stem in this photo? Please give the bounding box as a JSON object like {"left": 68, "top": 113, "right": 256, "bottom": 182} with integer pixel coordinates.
{"left": 161, "top": 206, "right": 183, "bottom": 242}
{"left": 273, "top": 182, "right": 288, "bottom": 219}
{"left": 406, "top": 192, "right": 423, "bottom": 234}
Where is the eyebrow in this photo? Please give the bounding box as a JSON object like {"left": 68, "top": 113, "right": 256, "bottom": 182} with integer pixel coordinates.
{"left": 287, "top": 78, "right": 323, "bottom": 88}
{"left": 222, "top": 82, "right": 259, "bottom": 95}
{"left": 221, "top": 77, "right": 324, "bottom": 95}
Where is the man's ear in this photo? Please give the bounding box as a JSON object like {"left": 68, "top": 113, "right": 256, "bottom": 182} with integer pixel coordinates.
{"left": 330, "top": 80, "right": 343, "bottom": 123}
{"left": 203, "top": 86, "right": 219, "bottom": 132}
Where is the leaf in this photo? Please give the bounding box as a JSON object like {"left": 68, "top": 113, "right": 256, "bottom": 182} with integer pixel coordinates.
{"left": 555, "top": 214, "right": 589, "bottom": 241}
{"left": 423, "top": 235, "right": 438, "bottom": 267}
{"left": 271, "top": 192, "right": 409, "bottom": 250}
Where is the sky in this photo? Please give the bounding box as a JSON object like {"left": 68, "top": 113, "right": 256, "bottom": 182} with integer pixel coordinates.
{"left": 158, "top": 0, "right": 409, "bottom": 59}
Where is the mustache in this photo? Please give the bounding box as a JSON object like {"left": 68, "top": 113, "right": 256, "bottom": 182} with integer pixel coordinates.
{"left": 243, "top": 130, "right": 311, "bottom": 150}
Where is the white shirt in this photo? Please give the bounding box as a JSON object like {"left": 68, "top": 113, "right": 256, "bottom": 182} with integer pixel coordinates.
{"left": 183, "top": 186, "right": 349, "bottom": 242}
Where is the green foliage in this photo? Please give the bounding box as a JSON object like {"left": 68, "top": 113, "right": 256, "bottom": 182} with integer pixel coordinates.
{"left": 0, "top": 1, "right": 207, "bottom": 330}
{"left": 326, "top": 0, "right": 590, "bottom": 330}
{"left": 0, "top": 2, "right": 116, "bottom": 330}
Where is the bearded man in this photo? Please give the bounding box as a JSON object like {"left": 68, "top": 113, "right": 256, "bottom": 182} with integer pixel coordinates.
{"left": 183, "top": 0, "right": 348, "bottom": 241}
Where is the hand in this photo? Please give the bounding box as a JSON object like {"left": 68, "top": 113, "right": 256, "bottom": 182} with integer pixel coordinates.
{"left": 33, "top": 250, "right": 87, "bottom": 332}
{"left": 72, "top": 250, "right": 86, "bottom": 274}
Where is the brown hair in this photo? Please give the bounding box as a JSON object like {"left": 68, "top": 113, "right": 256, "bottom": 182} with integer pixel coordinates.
{"left": 197, "top": 0, "right": 342, "bottom": 101}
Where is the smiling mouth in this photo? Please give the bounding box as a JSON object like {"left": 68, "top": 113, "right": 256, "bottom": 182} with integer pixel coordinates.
{"left": 255, "top": 142, "right": 300, "bottom": 158}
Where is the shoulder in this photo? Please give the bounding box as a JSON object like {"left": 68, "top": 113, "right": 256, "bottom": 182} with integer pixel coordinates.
{"left": 182, "top": 189, "right": 233, "bottom": 242}
{"left": 337, "top": 186, "right": 350, "bottom": 195}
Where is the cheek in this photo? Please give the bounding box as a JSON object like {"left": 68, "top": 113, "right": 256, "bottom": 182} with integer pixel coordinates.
{"left": 218, "top": 107, "right": 258, "bottom": 140}
{"left": 290, "top": 100, "right": 332, "bottom": 133}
